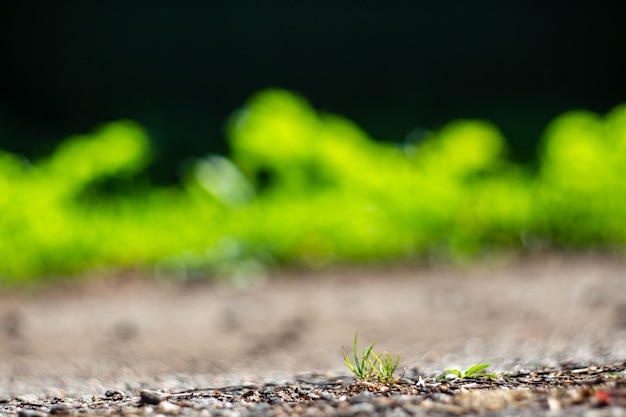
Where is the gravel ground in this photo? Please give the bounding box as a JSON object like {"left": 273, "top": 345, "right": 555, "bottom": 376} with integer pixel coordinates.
{"left": 1, "top": 253, "right": 626, "bottom": 416}
{"left": 3, "top": 365, "right": 626, "bottom": 416}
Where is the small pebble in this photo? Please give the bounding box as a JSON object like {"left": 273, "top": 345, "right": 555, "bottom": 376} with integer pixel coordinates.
{"left": 49, "top": 403, "right": 71, "bottom": 415}
{"left": 104, "top": 389, "right": 126, "bottom": 400}
{"left": 140, "top": 390, "right": 166, "bottom": 405}
{"left": 348, "top": 390, "right": 374, "bottom": 404}
{"left": 320, "top": 392, "right": 335, "bottom": 401}
{"left": 348, "top": 402, "right": 375, "bottom": 413}
{"left": 16, "top": 395, "right": 40, "bottom": 404}
{"left": 157, "top": 401, "right": 181, "bottom": 414}
{"left": 17, "top": 411, "right": 47, "bottom": 417}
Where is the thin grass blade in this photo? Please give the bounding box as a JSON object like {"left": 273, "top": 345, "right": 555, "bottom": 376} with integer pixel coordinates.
{"left": 444, "top": 369, "right": 463, "bottom": 378}
{"left": 465, "top": 363, "right": 491, "bottom": 377}
{"left": 361, "top": 342, "right": 376, "bottom": 373}
{"left": 343, "top": 348, "right": 357, "bottom": 375}
{"left": 353, "top": 333, "right": 360, "bottom": 374}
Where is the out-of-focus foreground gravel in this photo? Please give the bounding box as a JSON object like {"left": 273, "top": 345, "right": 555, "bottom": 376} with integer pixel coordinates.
{"left": 1, "top": 253, "right": 626, "bottom": 416}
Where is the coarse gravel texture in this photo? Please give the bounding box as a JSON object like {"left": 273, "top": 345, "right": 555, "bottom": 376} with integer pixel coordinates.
{"left": 1, "top": 252, "right": 626, "bottom": 416}
{"left": 3, "top": 365, "right": 626, "bottom": 416}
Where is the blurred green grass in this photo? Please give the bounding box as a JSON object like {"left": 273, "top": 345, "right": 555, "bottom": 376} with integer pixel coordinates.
{"left": 2, "top": 89, "right": 626, "bottom": 285}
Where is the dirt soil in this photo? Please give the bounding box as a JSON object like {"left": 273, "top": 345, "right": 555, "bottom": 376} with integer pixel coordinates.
{"left": 1, "top": 253, "right": 626, "bottom": 415}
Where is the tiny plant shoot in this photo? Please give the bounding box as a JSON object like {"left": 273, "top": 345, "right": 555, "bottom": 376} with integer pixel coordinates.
{"left": 437, "top": 363, "right": 496, "bottom": 380}
{"left": 343, "top": 332, "right": 400, "bottom": 384}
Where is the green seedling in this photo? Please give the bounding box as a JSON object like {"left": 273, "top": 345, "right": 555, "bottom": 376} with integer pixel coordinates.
{"left": 437, "top": 363, "right": 496, "bottom": 380}
{"left": 369, "top": 349, "right": 401, "bottom": 383}
{"left": 343, "top": 332, "right": 375, "bottom": 381}
{"left": 343, "top": 333, "right": 400, "bottom": 383}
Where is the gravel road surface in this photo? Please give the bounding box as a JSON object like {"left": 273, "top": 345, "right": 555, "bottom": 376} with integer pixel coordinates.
{"left": 1, "top": 253, "right": 626, "bottom": 415}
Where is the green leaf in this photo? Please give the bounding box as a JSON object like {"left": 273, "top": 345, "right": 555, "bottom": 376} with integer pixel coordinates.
{"left": 464, "top": 363, "right": 491, "bottom": 377}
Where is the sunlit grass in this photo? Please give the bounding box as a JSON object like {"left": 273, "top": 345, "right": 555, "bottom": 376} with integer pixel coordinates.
{"left": 343, "top": 333, "right": 401, "bottom": 384}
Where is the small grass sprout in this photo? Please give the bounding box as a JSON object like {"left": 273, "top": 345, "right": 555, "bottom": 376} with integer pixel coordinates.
{"left": 343, "top": 332, "right": 375, "bottom": 381}
{"left": 370, "top": 349, "right": 401, "bottom": 383}
{"left": 343, "top": 333, "right": 400, "bottom": 384}
{"left": 437, "top": 363, "right": 496, "bottom": 381}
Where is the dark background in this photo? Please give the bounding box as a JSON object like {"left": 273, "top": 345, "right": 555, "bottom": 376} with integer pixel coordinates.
{"left": 1, "top": 1, "right": 624, "bottom": 183}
